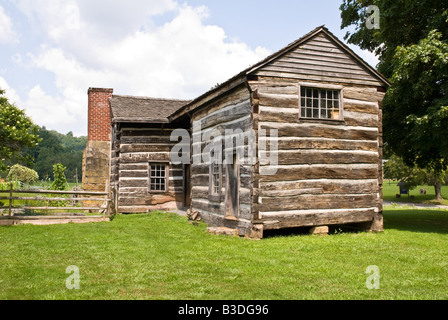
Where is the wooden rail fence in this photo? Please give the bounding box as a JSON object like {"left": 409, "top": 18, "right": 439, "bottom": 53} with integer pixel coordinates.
{"left": 0, "top": 184, "right": 112, "bottom": 226}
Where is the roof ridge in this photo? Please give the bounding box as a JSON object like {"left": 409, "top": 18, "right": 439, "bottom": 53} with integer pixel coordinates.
{"left": 111, "top": 94, "right": 191, "bottom": 102}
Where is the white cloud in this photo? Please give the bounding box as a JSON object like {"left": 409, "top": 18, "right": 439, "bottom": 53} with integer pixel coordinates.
{"left": 11, "top": 1, "right": 270, "bottom": 135}
{"left": 0, "top": 77, "right": 21, "bottom": 105}
{"left": 0, "top": 5, "right": 17, "bottom": 44}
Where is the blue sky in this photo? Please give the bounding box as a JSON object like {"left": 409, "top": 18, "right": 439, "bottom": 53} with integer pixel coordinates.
{"left": 0, "top": 0, "right": 378, "bottom": 136}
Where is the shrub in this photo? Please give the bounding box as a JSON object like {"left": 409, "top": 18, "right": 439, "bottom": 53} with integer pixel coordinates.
{"left": 7, "top": 164, "right": 39, "bottom": 185}
{"left": 50, "top": 163, "right": 68, "bottom": 191}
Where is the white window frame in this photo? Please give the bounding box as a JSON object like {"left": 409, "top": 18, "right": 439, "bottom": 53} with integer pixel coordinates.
{"left": 149, "top": 162, "right": 168, "bottom": 193}
{"left": 299, "top": 83, "right": 343, "bottom": 121}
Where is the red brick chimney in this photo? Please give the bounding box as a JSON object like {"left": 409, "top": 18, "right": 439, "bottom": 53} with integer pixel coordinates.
{"left": 87, "top": 87, "right": 113, "bottom": 142}
{"left": 83, "top": 87, "right": 113, "bottom": 196}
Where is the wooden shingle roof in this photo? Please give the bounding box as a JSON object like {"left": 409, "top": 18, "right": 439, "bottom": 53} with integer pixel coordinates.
{"left": 110, "top": 95, "right": 190, "bottom": 123}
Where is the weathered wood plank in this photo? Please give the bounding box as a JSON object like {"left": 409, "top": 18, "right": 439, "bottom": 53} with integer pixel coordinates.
{"left": 260, "top": 193, "right": 378, "bottom": 212}
{"left": 259, "top": 164, "right": 379, "bottom": 182}
{"left": 272, "top": 150, "right": 379, "bottom": 165}
{"left": 257, "top": 92, "right": 299, "bottom": 108}
{"left": 261, "top": 137, "right": 378, "bottom": 152}
{"left": 120, "top": 144, "right": 172, "bottom": 153}
{"left": 254, "top": 70, "right": 384, "bottom": 87}
{"left": 259, "top": 122, "right": 378, "bottom": 141}
{"left": 198, "top": 100, "right": 252, "bottom": 130}
{"left": 343, "top": 100, "right": 379, "bottom": 114}
{"left": 343, "top": 111, "right": 378, "bottom": 127}
{"left": 261, "top": 209, "right": 376, "bottom": 230}
{"left": 120, "top": 152, "right": 171, "bottom": 163}
{"left": 260, "top": 179, "right": 379, "bottom": 195}
{"left": 120, "top": 136, "right": 174, "bottom": 144}
{"left": 343, "top": 87, "right": 379, "bottom": 102}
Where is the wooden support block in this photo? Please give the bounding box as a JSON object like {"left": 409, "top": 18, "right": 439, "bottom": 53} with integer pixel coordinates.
{"left": 310, "top": 226, "right": 329, "bottom": 235}
{"left": 206, "top": 227, "right": 239, "bottom": 237}
{"left": 247, "top": 223, "right": 263, "bottom": 240}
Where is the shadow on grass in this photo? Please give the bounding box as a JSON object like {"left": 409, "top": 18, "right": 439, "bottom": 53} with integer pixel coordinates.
{"left": 383, "top": 208, "right": 448, "bottom": 234}
{"left": 263, "top": 209, "right": 448, "bottom": 238}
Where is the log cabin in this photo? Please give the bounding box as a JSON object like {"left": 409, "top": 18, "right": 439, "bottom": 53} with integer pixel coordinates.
{"left": 83, "top": 26, "right": 389, "bottom": 238}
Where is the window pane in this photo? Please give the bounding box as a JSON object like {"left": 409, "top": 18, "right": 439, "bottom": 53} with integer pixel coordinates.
{"left": 306, "top": 108, "right": 312, "bottom": 118}
{"left": 150, "top": 164, "right": 166, "bottom": 191}
{"left": 306, "top": 89, "right": 312, "bottom": 97}
{"left": 321, "top": 91, "right": 326, "bottom": 99}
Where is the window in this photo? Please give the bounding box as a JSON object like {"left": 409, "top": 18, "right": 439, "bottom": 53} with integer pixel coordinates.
{"left": 209, "top": 150, "right": 222, "bottom": 200}
{"left": 149, "top": 163, "right": 167, "bottom": 192}
{"left": 300, "top": 87, "right": 341, "bottom": 120}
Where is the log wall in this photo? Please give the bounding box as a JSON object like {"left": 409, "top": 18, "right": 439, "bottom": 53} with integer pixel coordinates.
{"left": 111, "top": 123, "right": 185, "bottom": 213}
{"left": 249, "top": 79, "right": 384, "bottom": 232}
{"left": 190, "top": 85, "right": 254, "bottom": 235}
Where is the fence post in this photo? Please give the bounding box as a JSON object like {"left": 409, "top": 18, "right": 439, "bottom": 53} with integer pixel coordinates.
{"left": 8, "top": 183, "right": 13, "bottom": 217}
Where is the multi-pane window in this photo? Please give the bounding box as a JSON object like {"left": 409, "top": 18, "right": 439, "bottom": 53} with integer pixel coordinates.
{"left": 149, "top": 163, "right": 167, "bottom": 192}
{"left": 300, "top": 87, "right": 341, "bottom": 120}
{"left": 210, "top": 151, "right": 221, "bottom": 196}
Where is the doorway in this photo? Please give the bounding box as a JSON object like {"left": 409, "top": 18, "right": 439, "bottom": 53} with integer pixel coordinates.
{"left": 225, "top": 153, "right": 239, "bottom": 219}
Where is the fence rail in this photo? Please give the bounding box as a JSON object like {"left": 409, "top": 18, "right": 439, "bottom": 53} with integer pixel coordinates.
{"left": 0, "top": 183, "right": 111, "bottom": 219}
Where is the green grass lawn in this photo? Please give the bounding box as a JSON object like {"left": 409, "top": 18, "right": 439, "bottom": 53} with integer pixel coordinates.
{"left": 0, "top": 207, "right": 447, "bottom": 300}
{"left": 383, "top": 180, "right": 448, "bottom": 205}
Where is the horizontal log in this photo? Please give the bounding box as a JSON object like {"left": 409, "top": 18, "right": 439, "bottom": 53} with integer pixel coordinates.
{"left": 261, "top": 179, "right": 379, "bottom": 195}
{"left": 343, "top": 100, "right": 378, "bottom": 114}
{"left": 257, "top": 85, "right": 299, "bottom": 95}
{"left": 121, "top": 136, "right": 173, "bottom": 144}
{"left": 198, "top": 100, "right": 252, "bottom": 130}
{"left": 120, "top": 144, "right": 172, "bottom": 153}
{"left": 343, "top": 111, "right": 378, "bottom": 127}
{"left": 191, "top": 86, "right": 250, "bottom": 120}
{"left": 259, "top": 106, "right": 299, "bottom": 123}
{"left": 272, "top": 150, "right": 379, "bottom": 165}
{"left": 257, "top": 92, "right": 299, "bottom": 109}
{"left": 259, "top": 122, "right": 378, "bottom": 141}
{"left": 343, "top": 87, "right": 379, "bottom": 102}
{"left": 119, "top": 163, "right": 148, "bottom": 171}
{"left": 261, "top": 137, "right": 378, "bottom": 152}
{"left": 259, "top": 193, "right": 379, "bottom": 212}
{"left": 191, "top": 199, "right": 252, "bottom": 220}
{"left": 260, "top": 209, "right": 376, "bottom": 230}
{"left": 120, "top": 152, "right": 171, "bottom": 163}
{"left": 259, "top": 164, "right": 379, "bottom": 182}
{"left": 120, "top": 128, "right": 174, "bottom": 137}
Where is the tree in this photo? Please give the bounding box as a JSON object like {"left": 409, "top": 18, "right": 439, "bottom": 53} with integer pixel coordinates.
{"left": 340, "top": 0, "right": 448, "bottom": 78}
{"left": 340, "top": 1, "right": 448, "bottom": 190}
{"left": 384, "top": 155, "right": 447, "bottom": 201}
{"left": 384, "top": 31, "right": 448, "bottom": 174}
{"left": 0, "top": 89, "right": 41, "bottom": 172}
{"left": 21, "top": 127, "right": 87, "bottom": 182}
